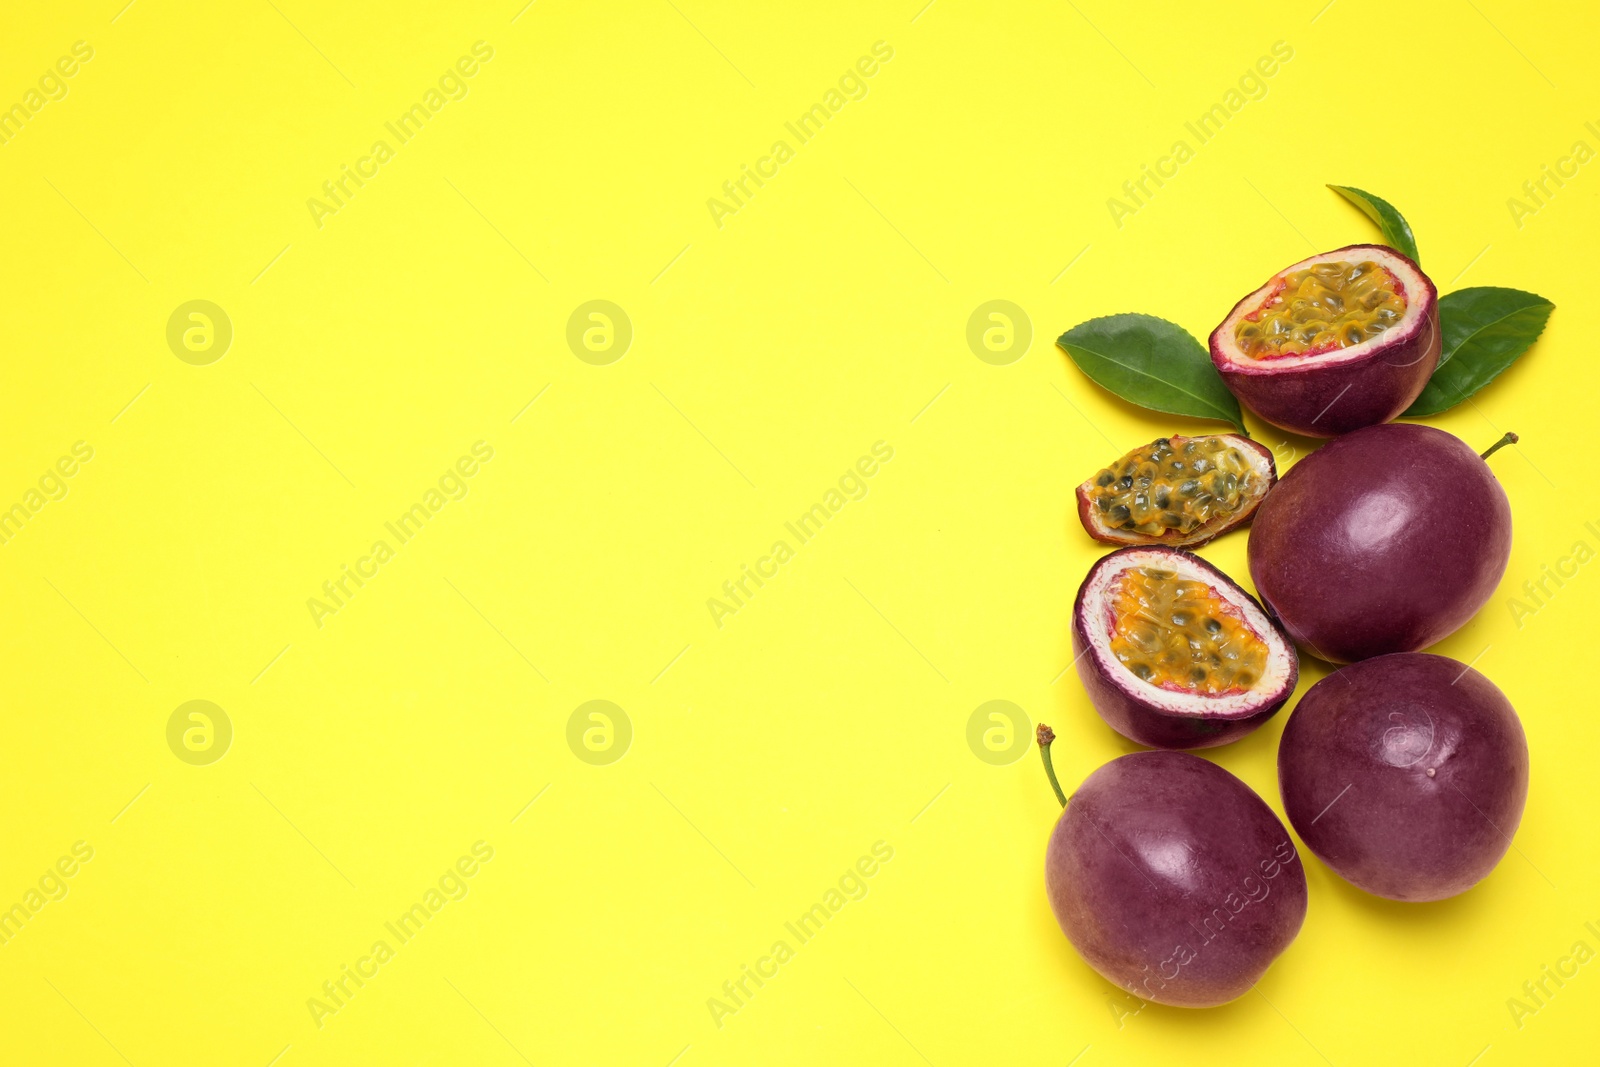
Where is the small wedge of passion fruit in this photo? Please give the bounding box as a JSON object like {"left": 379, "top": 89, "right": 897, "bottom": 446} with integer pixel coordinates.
{"left": 1072, "top": 547, "right": 1298, "bottom": 749}
{"left": 1210, "top": 244, "right": 1440, "bottom": 437}
{"left": 1076, "top": 433, "right": 1275, "bottom": 548}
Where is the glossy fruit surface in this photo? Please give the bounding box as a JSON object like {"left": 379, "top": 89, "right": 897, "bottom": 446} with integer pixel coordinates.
{"left": 1247, "top": 423, "right": 1511, "bottom": 663}
{"left": 1278, "top": 653, "right": 1529, "bottom": 901}
{"left": 1045, "top": 749, "right": 1307, "bottom": 1006}
{"left": 1076, "top": 433, "right": 1275, "bottom": 548}
{"left": 1073, "top": 546, "right": 1297, "bottom": 749}
{"left": 1210, "top": 244, "right": 1439, "bottom": 437}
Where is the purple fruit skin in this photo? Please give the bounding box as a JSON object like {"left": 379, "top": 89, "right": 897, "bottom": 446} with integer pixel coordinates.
{"left": 1278, "top": 653, "right": 1529, "bottom": 902}
{"left": 1072, "top": 548, "right": 1297, "bottom": 750}
{"left": 1247, "top": 423, "right": 1512, "bottom": 664}
{"left": 1046, "top": 751, "right": 1307, "bottom": 1007}
{"left": 1209, "top": 244, "right": 1440, "bottom": 438}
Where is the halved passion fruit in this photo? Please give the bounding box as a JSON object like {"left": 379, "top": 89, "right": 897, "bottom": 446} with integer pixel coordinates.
{"left": 1209, "top": 243, "right": 1439, "bottom": 438}
{"left": 1075, "top": 433, "right": 1275, "bottom": 548}
{"left": 1072, "top": 547, "right": 1297, "bottom": 749}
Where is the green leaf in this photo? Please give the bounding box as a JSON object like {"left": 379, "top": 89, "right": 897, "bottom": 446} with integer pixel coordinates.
{"left": 1328, "top": 185, "right": 1420, "bottom": 265}
{"left": 1404, "top": 287, "right": 1554, "bottom": 417}
{"left": 1057, "top": 314, "right": 1246, "bottom": 434}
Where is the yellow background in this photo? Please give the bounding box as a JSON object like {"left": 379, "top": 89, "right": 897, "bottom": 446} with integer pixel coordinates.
{"left": 0, "top": 0, "right": 1595, "bottom": 1063}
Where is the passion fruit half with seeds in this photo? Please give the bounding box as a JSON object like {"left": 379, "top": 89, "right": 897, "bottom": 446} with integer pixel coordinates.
{"left": 1072, "top": 547, "right": 1298, "bottom": 749}
{"left": 1210, "top": 244, "right": 1439, "bottom": 437}
{"left": 1076, "top": 433, "right": 1275, "bottom": 548}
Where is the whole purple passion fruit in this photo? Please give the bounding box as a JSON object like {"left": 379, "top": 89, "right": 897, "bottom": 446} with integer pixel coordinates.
{"left": 1278, "top": 653, "right": 1529, "bottom": 901}
{"left": 1248, "top": 424, "right": 1515, "bottom": 664}
{"left": 1037, "top": 726, "right": 1307, "bottom": 1006}
{"left": 1072, "top": 546, "right": 1297, "bottom": 749}
{"left": 1076, "top": 433, "right": 1275, "bottom": 549}
{"left": 1210, "top": 244, "right": 1439, "bottom": 437}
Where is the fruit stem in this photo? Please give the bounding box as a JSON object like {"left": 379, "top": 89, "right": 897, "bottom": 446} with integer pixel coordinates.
{"left": 1480, "top": 432, "right": 1518, "bottom": 461}
{"left": 1036, "top": 723, "right": 1067, "bottom": 808}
